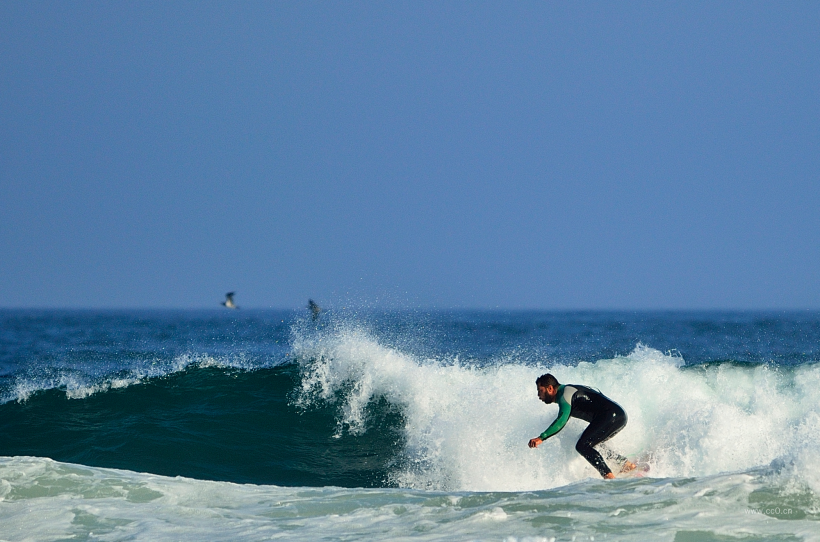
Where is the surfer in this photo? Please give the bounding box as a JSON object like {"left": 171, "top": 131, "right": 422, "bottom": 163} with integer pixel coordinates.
{"left": 308, "top": 299, "right": 321, "bottom": 320}
{"left": 528, "top": 373, "right": 635, "bottom": 479}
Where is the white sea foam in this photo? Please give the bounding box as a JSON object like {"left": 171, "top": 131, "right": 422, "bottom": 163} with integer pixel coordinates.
{"left": 0, "top": 456, "right": 817, "bottom": 542}
{"left": 292, "top": 323, "right": 820, "bottom": 493}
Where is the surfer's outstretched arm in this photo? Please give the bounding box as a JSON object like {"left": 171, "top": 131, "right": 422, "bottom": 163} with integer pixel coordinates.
{"left": 529, "top": 386, "right": 572, "bottom": 448}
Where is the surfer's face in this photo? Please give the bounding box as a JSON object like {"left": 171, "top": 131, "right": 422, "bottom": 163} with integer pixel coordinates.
{"left": 538, "top": 384, "right": 557, "bottom": 404}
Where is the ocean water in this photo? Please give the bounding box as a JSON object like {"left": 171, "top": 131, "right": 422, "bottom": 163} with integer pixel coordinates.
{"left": 1, "top": 309, "right": 820, "bottom": 541}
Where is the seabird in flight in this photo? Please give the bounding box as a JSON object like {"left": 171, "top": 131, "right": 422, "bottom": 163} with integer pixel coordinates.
{"left": 222, "top": 292, "right": 238, "bottom": 309}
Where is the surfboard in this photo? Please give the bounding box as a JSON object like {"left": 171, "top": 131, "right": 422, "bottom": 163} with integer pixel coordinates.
{"left": 615, "top": 454, "right": 651, "bottom": 478}
{"left": 615, "top": 462, "right": 650, "bottom": 478}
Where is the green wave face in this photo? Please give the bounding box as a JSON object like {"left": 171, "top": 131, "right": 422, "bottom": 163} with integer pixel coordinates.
{"left": 0, "top": 365, "right": 406, "bottom": 487}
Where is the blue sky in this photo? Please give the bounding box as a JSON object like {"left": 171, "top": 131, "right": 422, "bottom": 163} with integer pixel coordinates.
{"left": 1, "top": 1, "right": 818, "bottom": 309}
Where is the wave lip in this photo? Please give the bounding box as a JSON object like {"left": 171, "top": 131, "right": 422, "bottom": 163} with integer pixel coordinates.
{"left": 0, "top": 352, "right": 269, "bottom": 405}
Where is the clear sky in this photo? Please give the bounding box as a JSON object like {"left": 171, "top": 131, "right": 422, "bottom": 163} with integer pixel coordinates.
{"left": 1, "top": 1, "right": 818, "bottom": 310}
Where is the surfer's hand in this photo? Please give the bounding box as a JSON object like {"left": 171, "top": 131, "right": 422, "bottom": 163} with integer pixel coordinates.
{"left": 528, "top": 438, "right": 542, "bottom": 448}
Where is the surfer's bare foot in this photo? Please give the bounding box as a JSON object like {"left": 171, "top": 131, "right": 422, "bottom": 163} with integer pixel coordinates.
{"left": 605, "top": 473, "right": 616, "bottom": 479}
{"left": 620, "top": 461, "right": 636, "bottom": 473}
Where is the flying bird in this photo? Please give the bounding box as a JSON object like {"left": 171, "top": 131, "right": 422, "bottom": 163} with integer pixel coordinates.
{"left": 222, "top": 292, "right": 238, "bottom": 309}
{"left": 308, "top": 299, "right": 321, "bottom": 320}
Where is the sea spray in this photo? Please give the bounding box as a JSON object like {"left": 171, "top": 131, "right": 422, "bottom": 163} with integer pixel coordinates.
{"left": 291, "top": 323, "right": 820, "bottom": 492}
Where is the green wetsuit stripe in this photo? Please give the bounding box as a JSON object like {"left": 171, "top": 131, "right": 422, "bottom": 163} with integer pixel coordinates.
{"left": 540, "top": 384, "right": 572, "bottom": 440}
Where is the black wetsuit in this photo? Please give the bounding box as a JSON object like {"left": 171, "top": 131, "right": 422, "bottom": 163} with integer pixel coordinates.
{"left": 538, "top": 384, "right": 628, "bottom": 477}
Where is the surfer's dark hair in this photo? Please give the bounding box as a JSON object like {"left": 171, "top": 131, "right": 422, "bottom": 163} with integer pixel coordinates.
{"left": 536, "top": 373, "right": 560, "bottom": 388}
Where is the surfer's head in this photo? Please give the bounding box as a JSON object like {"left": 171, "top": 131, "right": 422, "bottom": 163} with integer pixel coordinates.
{"left": 536, "top": 373, "right": 560, "bottom": 404}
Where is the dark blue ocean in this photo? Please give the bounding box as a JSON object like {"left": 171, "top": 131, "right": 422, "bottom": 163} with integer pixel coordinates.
{"left": 1, "top": 309, "right": 819, "bottom": 541}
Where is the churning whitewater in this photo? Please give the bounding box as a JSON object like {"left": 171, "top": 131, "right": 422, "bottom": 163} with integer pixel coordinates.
{"left": 290, "top": 319, "right": 820, "bottom": 492}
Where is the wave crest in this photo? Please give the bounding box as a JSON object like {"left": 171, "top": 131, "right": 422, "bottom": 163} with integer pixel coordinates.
{"left": 291, "top": 321, "right": 820, "bottom": 493}
{"left": 0, "top": 352, "right": 262, "bottom": 404}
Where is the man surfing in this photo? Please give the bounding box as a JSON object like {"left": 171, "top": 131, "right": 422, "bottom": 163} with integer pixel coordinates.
{"left": 528, "top": 373, "right": 635, "bottom": 479}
